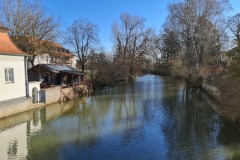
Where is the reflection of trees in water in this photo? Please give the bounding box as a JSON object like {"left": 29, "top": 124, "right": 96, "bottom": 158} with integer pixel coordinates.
{"left": 142, "top": 77, "right": 182, "bottom": 126}
{"left": 74, "top": 99, "right": 101, "bottom": 148}
{"left": 218, "top": 123, "right": 240, "bottom": 145}
{"left": 160, "top": 78, "right": 222, "bottom": 159}
{"left": 217, "top": 123, "right": 240, "bottom": 159}
{"left": 113, "top": 83, "right": 144, "bottom": 145}
{"left": 63, "top": 95, "right": 114, "bottom": 148}
{"left": 140, "top": 76, "right": 223, "bottom": 159}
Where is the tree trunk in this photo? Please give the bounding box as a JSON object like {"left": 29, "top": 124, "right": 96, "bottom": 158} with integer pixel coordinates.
{"left": 81, "top": 63, "right": 85, "bottom": 73}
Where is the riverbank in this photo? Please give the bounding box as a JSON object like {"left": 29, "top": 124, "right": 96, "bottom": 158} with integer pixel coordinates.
{"left": 151, "top": 63, "right": 240, "bottom": 124}
{"left": 183, "top": 75, "right": 240, "bottom": 125}
{"left": 151, "top": 65, "right": 240, "bottom": 125}
{"left": 201, "top": 81, "right": 220, "bottom": 98}
{"left": 213, "top": 76, "right": 240, "bottom": 124}
{"left": 0, "top": 82, "right": 92, "bottom": 119}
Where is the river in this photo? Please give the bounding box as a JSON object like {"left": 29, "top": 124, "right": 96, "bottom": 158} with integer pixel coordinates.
{"left": 0, "top": 75, "right": 240, "bottom": 159}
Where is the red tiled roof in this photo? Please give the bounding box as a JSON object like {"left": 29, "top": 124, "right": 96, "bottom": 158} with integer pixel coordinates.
{"left": 0, "top": 26, "right": 27, "bottom": 55}
{"left": 41, "top": 40, "right": 75, "bottom": 58}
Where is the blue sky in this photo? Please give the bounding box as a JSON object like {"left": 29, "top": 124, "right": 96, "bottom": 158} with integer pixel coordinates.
{"left": 43, "top": 0, "right": 240, "bottom": 52}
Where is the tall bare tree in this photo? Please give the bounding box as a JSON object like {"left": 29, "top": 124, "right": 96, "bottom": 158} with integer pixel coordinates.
{"left": 228, "top": 13, "right": 240, "bottom": 48}
{"left": 88, "top": 51, "right": 119, "bottom": 86}
{"left": 112, "top": 12, "right": 154, "bottom": 79}
{"left": 0, "top": 0, "right": 61, "bottom": 67}
{"left": 66, "top": 19, "right": 99, "bottom": 73}
{"left": 165, "top": 0, "right": 230, "bottom": 74}
{"left": 227, "top": 13, "right": 240, "bottom": 77}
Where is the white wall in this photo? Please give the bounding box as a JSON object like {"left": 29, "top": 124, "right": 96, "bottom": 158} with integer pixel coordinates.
{"left": 0, "top": 55, "right": 26, "bottom": 101}
{"left": 33, "top": 54, "right": 49, "bottom": 66}
{"left": 34, "top": 54, "right": 77, "bottom": 68}
{"left": 72, "top": 56, "right": 77, "bottom": 68}
{"left": 29, "top": 81, "right": 41, "bottom": 102}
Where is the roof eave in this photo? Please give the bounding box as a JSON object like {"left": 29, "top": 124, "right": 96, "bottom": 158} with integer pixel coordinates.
{"left": 61, "top": 71, "right": 83, "bottom": 75}
{"left": 40, "top": 64, "right": 59, "bottom": 73}
{"left": 0, "top": 52, "right": 30, "bottom": 57}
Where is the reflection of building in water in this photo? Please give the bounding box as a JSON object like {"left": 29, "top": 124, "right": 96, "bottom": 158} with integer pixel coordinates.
{"left": 37, "top": 98, "right": 85, "bottom": 123}
{"left": 0, "top": 124, "right": 27, "bottom": 160}
{"left": 0, "top": 98, "right": 83, "bottom": 159}
{"left": 0, "top": 111, "right": 42, "bottom": 160}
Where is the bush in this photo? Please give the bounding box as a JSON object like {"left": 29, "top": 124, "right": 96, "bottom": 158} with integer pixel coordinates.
{"left": 217, "top": 77, "right": 240, "bottom": 123}
{"left": 169, "top": 59, "right": 188, "bottom": 79}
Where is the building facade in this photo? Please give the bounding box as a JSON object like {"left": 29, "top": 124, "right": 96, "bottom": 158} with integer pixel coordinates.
{"left": 28, "top": 64, "right": 83, "bottom": 87}
{"left": 0, "top": 26, "right": 29, "bottom": 102}
{"left": 32, "top": 42, "right": 77, "bottom": 68}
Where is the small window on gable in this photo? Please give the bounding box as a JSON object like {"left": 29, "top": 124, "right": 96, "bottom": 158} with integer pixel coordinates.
{"left": 5, "top": 68, "right": 14, "bottom": 83}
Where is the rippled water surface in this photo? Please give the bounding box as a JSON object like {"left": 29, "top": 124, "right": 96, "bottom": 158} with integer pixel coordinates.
{"left": 1, "top": 75, "right": 240, "bottom": 160}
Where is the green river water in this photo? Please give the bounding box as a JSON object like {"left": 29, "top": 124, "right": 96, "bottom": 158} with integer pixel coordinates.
{"left": 0, "top": 75, "right": 240, "bottom": 160}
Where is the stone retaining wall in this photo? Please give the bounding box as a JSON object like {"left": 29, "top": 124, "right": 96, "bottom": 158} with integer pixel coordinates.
{"left": 40, "top": 85, "right": 90, "bottom": 105}
{"left": 0, "top": 84, "right": 91, "bottom": 119}
{"left": 201, "top": 81, "right": 220, "bottom": 98}
{"left": 0, "top": 97, "right": 32, "bottom": 119}
{"left": 40, "top": 87, "right": 61, "bottom": 105}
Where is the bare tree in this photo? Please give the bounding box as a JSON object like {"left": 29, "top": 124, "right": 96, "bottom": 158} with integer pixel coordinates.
{"left": 228, "top": 13, "right": 240, "bottom": 48}
{"left": 112, "top": 12, "right": 154, "bottom": 80}
{"left": 66, "top": 19, "right": 99, "bottom": 73}
{"left": 165, "top": 0, "right": 230, "bottom": 75}
{"left": 147, "top": 33, "right": 162, "bottom": 64}
{"left": 227, "top": 13, "right": 240, "bottom": 78}
{"left": 88, "top": 51, "right": 118, "bottom": 87}
{"left": 0, "top": 0, "right": 61, "bottom": 67}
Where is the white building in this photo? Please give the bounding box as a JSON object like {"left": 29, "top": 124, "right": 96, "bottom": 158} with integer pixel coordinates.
{"left": 32, "top": 41, "right": 77, "bottom": 68}
{"left": 0, "top": 26, "right": 29, "bottom": 102}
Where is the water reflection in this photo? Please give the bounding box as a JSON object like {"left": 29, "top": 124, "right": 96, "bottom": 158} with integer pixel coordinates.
{"left": 0, "top": 98, "right": 85, "bottom": 160}
{"left": 160, "top": 79, "right": 222, "bottom": 159}
{"left": 1, "top": 75, "right": 240, "bottom": 159}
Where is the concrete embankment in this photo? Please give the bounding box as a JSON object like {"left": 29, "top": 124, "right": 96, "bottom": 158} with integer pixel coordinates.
{"left": 201, "top": 81, "right": 220, "bottom": 99}
{"left": 200, "top": 81, "right": 223, "bottom": 116}
{"left": 0, "top": 98, "right": 86, "bottom": 132}
{"left": 41, "top": 84, "right": 91, "bottom": 105}
{"left": 201, "top": 81, "right": 240, "bottom": 124}
{"left": 0, "top": 97, "right": 37, "bottom": 119}
{"left": 200, "top": 81, "right": 238, "bottom": 123}
{"left": 0, "top": 83, "right": 91, "bottom": 119}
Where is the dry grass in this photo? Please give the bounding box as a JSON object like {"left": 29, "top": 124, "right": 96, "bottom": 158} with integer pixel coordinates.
{"left": 217, "top": 77, "right": 240, "bottom": 123}
{"left": 169, "top": 59, "right": 188, "bottom": 79}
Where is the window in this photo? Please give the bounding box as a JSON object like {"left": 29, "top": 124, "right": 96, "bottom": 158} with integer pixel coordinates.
{"left": 5, "top": 68, "right": 14, "bottom": 83}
